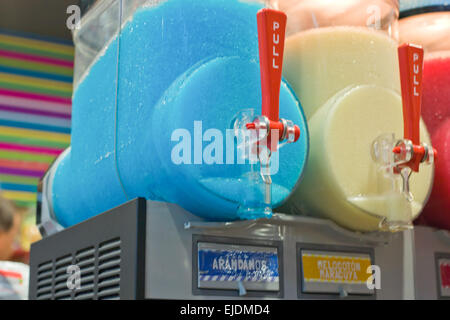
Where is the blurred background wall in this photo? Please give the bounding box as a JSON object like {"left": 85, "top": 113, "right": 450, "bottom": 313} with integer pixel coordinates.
{"left": 0, "top": 0, "right": 77, "bottom": 260}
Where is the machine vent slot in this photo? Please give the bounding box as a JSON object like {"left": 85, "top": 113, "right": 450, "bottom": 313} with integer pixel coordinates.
{"left": 74, "top": 291, "right": 95, "bottom": 300}
{"left": 36, "top": 292, "right": 52, "bottom": 300}
{"left": 97, "top": 238, "right": 121, "bottom": 300}
{"left": 76, "top": 247, "right": 95, "bottom": 264}
{"left": 37, "top": 261, "right": 52, "bottom": 276}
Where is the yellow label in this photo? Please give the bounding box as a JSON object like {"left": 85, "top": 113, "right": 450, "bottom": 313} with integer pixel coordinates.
{"left": 302, "top": 252, "right": 372, "bottom": 284}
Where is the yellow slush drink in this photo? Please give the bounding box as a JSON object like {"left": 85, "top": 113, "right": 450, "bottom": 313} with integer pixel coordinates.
{"left": 280, "top": 27, "right": 433, "bottom": 231}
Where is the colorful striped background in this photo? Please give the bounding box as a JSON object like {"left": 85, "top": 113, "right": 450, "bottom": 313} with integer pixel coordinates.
{"left": 0, "top": 30, "right": 73, "bottom": 207}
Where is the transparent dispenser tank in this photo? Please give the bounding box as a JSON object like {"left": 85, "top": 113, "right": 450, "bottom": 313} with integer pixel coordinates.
{"left": 399, "top": 0, "right": 450, "bottom": 230}
{"left": 272, "top": 0, "right": 434, "bottom": 231}
{"left": 50, "top": 0, "right": 309, "bottom": 227}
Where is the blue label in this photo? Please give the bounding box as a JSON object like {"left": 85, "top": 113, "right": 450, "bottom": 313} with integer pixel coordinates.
{"left": 198, "top": 248, "right": 279, "bottom": 282}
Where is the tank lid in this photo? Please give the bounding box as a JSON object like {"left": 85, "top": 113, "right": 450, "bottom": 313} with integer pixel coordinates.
{"left": 400, "top": 0, "right": 450, "bottom": 18}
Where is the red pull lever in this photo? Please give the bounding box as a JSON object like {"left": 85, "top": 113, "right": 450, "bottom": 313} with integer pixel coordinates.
{"left": 395, "top": 43, "right": 436, "bottom": 172}
{"left": 257, "top": 8, "right": 286, "bottom": 122}
{"left": 246, "top": 8, "right": 300, "bottom": 152}
{"left": 398, "top": 43, "right": 423, "bottom": 146}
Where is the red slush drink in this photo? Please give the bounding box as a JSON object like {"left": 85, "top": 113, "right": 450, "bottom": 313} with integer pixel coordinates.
{"left": 417, "top": 54, "right": 450, "bottom": 229}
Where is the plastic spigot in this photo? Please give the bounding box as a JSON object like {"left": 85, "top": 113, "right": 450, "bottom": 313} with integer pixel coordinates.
{"left": 246, "top": 8, "right": 300, "bottom": 152}
{"left": 394, "top": 43, "right": 437, "bottom": 173}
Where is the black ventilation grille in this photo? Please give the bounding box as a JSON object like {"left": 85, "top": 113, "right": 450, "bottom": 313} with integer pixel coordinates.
{"left": 35, "top": 238, "right": 121, "bottom": 300}
{"left": 30, "top": 198, "right": 147, "bottom": 300}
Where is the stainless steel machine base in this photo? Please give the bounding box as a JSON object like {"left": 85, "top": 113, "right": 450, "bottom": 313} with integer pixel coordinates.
{"left": 28, "top": 198, "right": 449, "bottom": 300}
